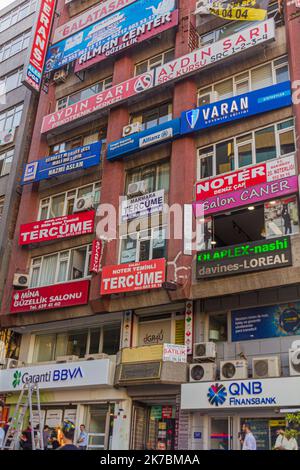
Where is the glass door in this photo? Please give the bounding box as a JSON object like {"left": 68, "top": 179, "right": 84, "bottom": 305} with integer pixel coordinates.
{"left": 210, "top": 417, "right": 233, "bottom": 450}
{"left": 87, "top": 404, "right": 109, "bottom": 450}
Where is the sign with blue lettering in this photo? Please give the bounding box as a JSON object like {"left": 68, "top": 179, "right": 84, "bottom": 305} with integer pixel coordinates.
{"left": 107, "top": 118, "right": 180, "bottom": 161}
{"left": 45, "top": 0, "right": 177, "bottom": 72}
{"left": 181, "top": 81, "right": 292, "bottom": 134}
{"left": 194, "top": 432, "right": 202, "bottom": 439}
{"left": 21, "top": 141, "right": 102, "bottom": 185}
{"left": 232, "top": 302, "right": 300, "bottom": 342}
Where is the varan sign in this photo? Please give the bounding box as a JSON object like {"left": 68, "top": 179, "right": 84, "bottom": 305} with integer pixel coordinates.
{"left": 196, "top": 236, "right": 292, "bottom": 278}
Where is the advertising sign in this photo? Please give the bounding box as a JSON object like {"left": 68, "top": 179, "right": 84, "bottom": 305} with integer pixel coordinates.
{"left": 89, "top": 239, "right": 104, "bottom": 273}
{"left": 155, "top": 18, "right": 275, "bottom": 85}
{"left": 54, "top": 0, "right": 138, "bottom": 43}
{"left": 21, "top": 141, "right": 102, "bottom": 184}
{"left": 232, "top": 302, "right": 300, "bottom": 341}
{"left": 181, "top": 376, "right": 300, "bottom": 410}
{"left": 0, "top": 128, "right": 15, "bottom": 147}
{"left": 121, "top": 190, "right": 164, "bottom": 222}
{"left": 163, "top": 344, "right": 187, "bottom": 363}
{"left": 100, "top": 258, "right": 166, "bottom": 295}
{"left": 181, "top": 81, "right": 292, "bottom": 135}
{"left": 195, "top": 154, "right": 296, "bottom": 202}
{"left": 197, "top": 0, "right": 269, "bottom": 22}
{"left": 41, "top": 72, "right": 154, "bottom": 133}
{"left": 10, "top": 280, "right": 90, "bottom": 313}
{"left": 45, "top": 0, "right": 178, "bottom": 73}
{"left": 19, "top": 211, "right": 95, "bottom": 245}
{"left": 0, "top": 358, "right": 113, "bottom": 393}
{"left": 196, "top": 236, "right": 292, "bottom": 279}
{"left": 107, "top": 118, "right": 180, "bottom": 161}
{"left": 24, "top": 0, "right": 57, "bottom": 92}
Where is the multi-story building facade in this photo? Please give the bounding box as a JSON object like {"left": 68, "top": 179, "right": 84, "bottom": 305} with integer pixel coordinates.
{"left": 0, "top": 0, "right": 300, "bottom": 451}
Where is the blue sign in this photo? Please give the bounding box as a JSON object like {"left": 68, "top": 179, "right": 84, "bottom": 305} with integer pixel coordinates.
{"left": 107, "top": 118, "right": 180, "bottom": 161}
{"left": 194, "top": 432, "right": 202, "bottom": 439}
{"left": 181, "top": 81, "right": 292, "bottom": 134}
{"left": 45, "top": 0, "right": 177, "bottom": 72}
{"left": 22, "top": 141, "right": 102, "bottom": 185}
{"left": 232, "top": 302, "right": 300, "bottom": 342}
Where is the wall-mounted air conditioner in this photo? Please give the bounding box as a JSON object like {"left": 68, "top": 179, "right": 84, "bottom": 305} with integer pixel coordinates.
{"left": 289, "top": 340, "right": 300, "bottom": 376}
{"left": 73, "top": 195, "right": 94, "bottom": 213}
{"left": 84, "top": 353, "right": 109, "bottom": 360}
{"left": 13, "top": 273, "right": 29, "bottom": 288}
{"left": 252, "top": 356, "right": 281, "bottom": 379}
{"left": 189, "top": 363, "right": 216, "bottom": 382}
{"left": 122, "top": 122, "right": 142, "bottom": 137}
{"left": 193, "top": 342, "right": 216, "bottom": 361}
{"left": 6, "top": 358, "right": 20, "bottom": 369}
{"left": 220, "top": 360, "right": 248, "bottom": 380}
{"left": 127, "top": 180, "right": 148, "bottom": 197}
{"left": 56, "top": 355, "right": 79, "bottom": 363}
{"left": 53, "top": 69, "right": 68, "bottom": 84}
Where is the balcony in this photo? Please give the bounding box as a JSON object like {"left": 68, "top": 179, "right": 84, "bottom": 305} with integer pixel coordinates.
{"left": 114, "top": 344, "right": 188, "bottom": 386}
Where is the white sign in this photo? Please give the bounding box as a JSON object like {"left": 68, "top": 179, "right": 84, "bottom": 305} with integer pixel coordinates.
{"left": 121, "top": 190, "right": 164, "bottom": 222}
{"left": 0, "top": 359, "right": 114, "bottom": 393}
{"left": 32, "top": 409, "right": 46, "bottom": 428}
{"left": 163, "top": 344, "right": 187, "bottom": 363}
{"left": 181, "top": 377, "right": 300, "bottom": 410}
{"left": 139, "top": 128, "right": 173, "bottom": 148}
{"left": 64, "top": 409, "right": 77, "bottom": 423}
{"left": 0, "top": 128, "right": 15, "bottom": 147}
{"left": 46, "top": 409, "right": 63, "bottom": 428}
{"left": 155, "top": 18, "right": 275, "bottom": 85}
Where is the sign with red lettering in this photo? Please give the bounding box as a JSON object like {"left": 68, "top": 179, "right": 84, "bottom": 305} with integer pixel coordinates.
{"left": 41, "top": 71, "right": 154, "bottom": 133}
{"left": 11, "top": 280, "right": 90, "bottom": 313}
{"left": 195, "top": 155, "right": 296, "bottom": 201}
{"left": 19, "top": 211, "right": 95, "bottom": 245}
{"left": 100, "top": 258, "right": 166, "bottom": 295}
{"left": 24, "top": 0, "right": 57, "bottom": 92}
{"left": 89, "top": 240, "right": 104, "bottom": 273}
{"left": 155, "top": 18, "right": 275, "bottom": 86}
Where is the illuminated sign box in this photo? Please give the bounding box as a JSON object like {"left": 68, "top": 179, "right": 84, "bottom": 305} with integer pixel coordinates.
{"left": 196, "top": 236, "right": 292, "bottom": 279}
{"left": 19, "top": 211, "right": 95, "bottom": 245}
{"left": 21, "top": 141, "right": 102, "bottom": 184}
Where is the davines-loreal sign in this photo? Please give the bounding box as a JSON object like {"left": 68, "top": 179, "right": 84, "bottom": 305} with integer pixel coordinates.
{"left": 196, "top": 236, "right": 292, "bottom": 279}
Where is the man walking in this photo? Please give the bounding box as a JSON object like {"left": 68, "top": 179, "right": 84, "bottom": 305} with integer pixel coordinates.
{"left": 240, "top": 423, "right": 257, "bottom": 450}
{"left": 77, "top": 424, "right": 88, "bottom": 450}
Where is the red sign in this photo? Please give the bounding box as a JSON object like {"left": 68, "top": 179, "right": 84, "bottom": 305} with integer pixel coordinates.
{"left": 89, "top": 240, "right": 104, "bottom": 273}
{"left": 11, "top": 280, "right": 90, "bottom": 313}
{"left": 41, "top": 71, "right": 154, "bottom": 133}
{"left": 100, "top": 258, "right": 166, "bottom": 295}
{"left": 24, "top": 0, "right": 57, "bottom": 92}
{"left": 162, "top": 406, "right": 173, "bottom": 419}
{"left": 195, "top": 156, "right": 296, "bottom": 201}
{"left": 75, "top": 10, "right": 179, "bottom": 73}
{"left": 19, "top": 211, "right": 95, "bottom": 245}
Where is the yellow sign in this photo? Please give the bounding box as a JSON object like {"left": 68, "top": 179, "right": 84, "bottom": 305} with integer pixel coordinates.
{"left": 210, "top": 6, "right": 267, "bottom": 21}
{"left": 269, "top": 419, "right": 286, "bottom": 427}
{"left": 121, "top": 344, "right": 163, "bottom": 363}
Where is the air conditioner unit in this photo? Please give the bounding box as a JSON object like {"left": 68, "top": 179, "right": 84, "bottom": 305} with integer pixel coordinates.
{"left": 220, "top": 360, "right": 248, "bottom": 380}
{"left": 13, "top": 273, "right": 29, "bottom": 288}
{"left": 193, "top": 342, "right": 216, "bottom": 361}
{"left": 122, "top": 122, "right": 142, "bottom": 137}
{"left": 189, "top": 363, "right": 216, "bottom": 382}
{"left": 56, "top": 355, "right": 79, "bottom": 363}
{"left": 84, "top": 353, "right": 109, "bottom": 360}
{"left": 127, "top": 180, "right": 148, "bottom": 197}
{"left": 194, "top": 0, "right": 209, "bottom": 15}
{"left": 53, "top": 69, "right": 68, "bottom": 84}
{"left": 289, "top": 347, "right": 300, "bottom": 376}
{"left": 6, "top": 358, "right": 20, "bottom": 369}
{"left": 73, "top": 195, "right": 94, "bottom": 213}
{"left": 252, "top": 356, "right": 281, "bottom": 379}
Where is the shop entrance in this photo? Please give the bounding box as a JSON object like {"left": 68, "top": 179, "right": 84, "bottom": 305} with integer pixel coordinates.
{"left": 86, "top": 404, "right": 112, "bottom": 450}
{"left": 210, "top": 417, "right": 233, "bottom": 450}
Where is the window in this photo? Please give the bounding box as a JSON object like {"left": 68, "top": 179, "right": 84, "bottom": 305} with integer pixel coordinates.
{"left": 0, "top": 68, "right": 23, "bottom": 94}
{"left": 0, "top": 104, "right": 23, "bottom": 131}
{"left": 197, "top": 56, "right": 289, "bottom": 106}
{"left": 30, "top": 245, "right": 92, "bottom": 287}
{"left": 32, "top": 323, "right": 121, "bottom": 362}
{"left": 120, "top": 226, "right": 166, "bottom": 264}
{"left": 130, "top": 103, "right": 172, "bottom": 131}
{"left": 135, "top": 49, "right": 175, "bottom": 75}
{"left": 0, "top": 30, "right": 31, "bottom": 62}
{"left": 126, "top": 161, "right": 170, "bottom": 193}
{"left": 0, "top": 148, "right": 13, "bottom": 176}
{"left": 57, "top": 77, "right": 113, "bottom": 110}
{"left": 197, "top": 119, "right": 295, "bottom": 179}
{"left": 208, "top": 313, "right": 228, "bottom": 342}
{"left": 49, "top": 131, "right": 102, "bottom": 155}
{"left": 38, "top": 182, "right": 100, "bottom": 220}
{"left": 0, "top": 0, "right": 36, "bottom": 32}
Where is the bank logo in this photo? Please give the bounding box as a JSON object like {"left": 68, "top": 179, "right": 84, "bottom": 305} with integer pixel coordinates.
{"left": 185, "top": 109, "right": 200, "bottom": 129}
{"left": 207, "top": 383, "right": 227, "bottom": 406}
{"left": 134, "top": 73, "right": 153, "bottom": 93}
{"left": 12, "top": 370, "right": 21, "bottom": 388}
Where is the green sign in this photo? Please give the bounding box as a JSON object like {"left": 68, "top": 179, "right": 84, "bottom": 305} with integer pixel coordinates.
{"left": 150, "top": 406, "right": 162, "bottom": 419}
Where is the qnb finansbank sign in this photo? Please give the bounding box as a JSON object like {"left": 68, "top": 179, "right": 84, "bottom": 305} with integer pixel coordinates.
{"left": 181, "top": 377, "right": 300, "bottom": 410}
{"left": 0, "top": 359, "right": 114, "bottom": 393}
{"left": 41, "top": 19, "right": 275, "bottom": 133}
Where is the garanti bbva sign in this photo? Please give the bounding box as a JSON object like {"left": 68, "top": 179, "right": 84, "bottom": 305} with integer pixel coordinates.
{"left": 196, "top": 236, "right": 292, "bottom": 279}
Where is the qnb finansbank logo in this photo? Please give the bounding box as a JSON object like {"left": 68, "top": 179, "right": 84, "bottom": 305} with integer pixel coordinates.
{"left": 207, "top": 383, "right": 227, "bottom": 406}
{"left": 207, "top": 381, "right": 277, "bottom": 407}
{"left": 11, "top": 367, "right": 84, "bottom": 389}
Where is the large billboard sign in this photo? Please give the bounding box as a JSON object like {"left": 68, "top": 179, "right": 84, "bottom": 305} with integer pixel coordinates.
{"left": 24, "top": 0, "right": 57, "bottom": 92}
{"left": 155, "top": 18, "right": 275, "bottom": 85}
{"left": 41, "top": 72, "right": 154, "bottom": 133}
{"left": 181, "top": 81, "right": 292, "bottom": 135}
{"left": 19, "top": 211, "right": 95, "bottom": 245}
{"left": 45, "top": 0, "right": 178, "bottom": 73}
{"left": 11, "top": 280, "right": 90, "bottom": 313}
{"left": 121, "top": 190, "right": 164, "bottom": 221}
{"left": 22, "top": 141, "right": 102, "bottom": 183}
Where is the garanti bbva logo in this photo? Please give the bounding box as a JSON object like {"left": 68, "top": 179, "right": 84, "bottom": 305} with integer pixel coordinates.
{"left": 207, "top": 383, "right": 227, "bottom": 407}
{"left": 12, "top": 371, "right": 21, "bottom": 388}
